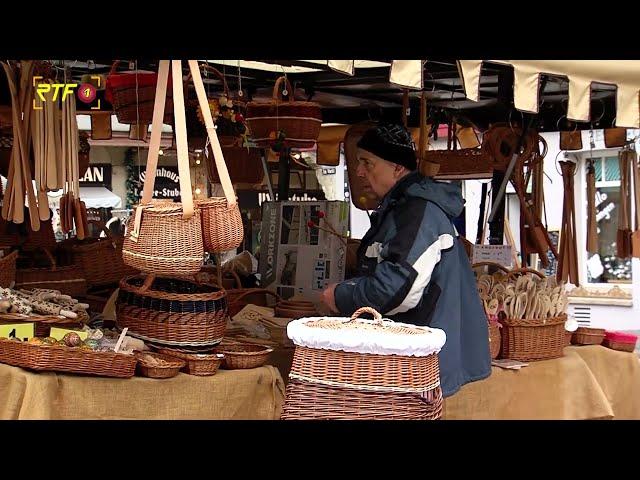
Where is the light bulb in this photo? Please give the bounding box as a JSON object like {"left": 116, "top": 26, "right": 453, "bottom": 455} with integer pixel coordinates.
{"left": 195, "top": 187, "right": 202, "bottom": 195}
{"left": 196, "top": 159, "right": 201, "bottom": 165}
{"left": 158, "top": 149, "right": 164, "bottom": 156}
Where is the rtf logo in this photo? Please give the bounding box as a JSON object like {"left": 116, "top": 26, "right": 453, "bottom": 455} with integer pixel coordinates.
{"left": 33, "top": 75, "right": 101, "bottom": 110}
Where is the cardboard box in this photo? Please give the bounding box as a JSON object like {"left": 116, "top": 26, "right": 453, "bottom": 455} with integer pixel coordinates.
{"left": 259, "top": 201, "right": 349, "bottom": 302}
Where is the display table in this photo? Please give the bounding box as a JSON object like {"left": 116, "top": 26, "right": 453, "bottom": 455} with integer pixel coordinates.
{"left": 443, "top": 346, "right": 640, "bottom": 420}
{"left": 0, "top": 363, "right": 285, "bottom": 420}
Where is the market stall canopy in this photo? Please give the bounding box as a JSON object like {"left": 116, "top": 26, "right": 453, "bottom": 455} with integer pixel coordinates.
{"left": 44, "top": 186, "right": 122, "bottom": 209}
{"left": 457, "top": 60, "right": 640, "bottom": 128}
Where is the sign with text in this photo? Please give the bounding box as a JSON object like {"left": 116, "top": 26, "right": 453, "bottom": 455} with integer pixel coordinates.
{"left": 133, "top": 166, "right": 181, "bottom": 201}
{"left": 0, "top": 323, "right": 34, "bottom": 341}
{"left": 471, "top": 244, "right": 513, "bottom": 268}
{"left": 79, "top": 163, "right": 112, "bottom": 189}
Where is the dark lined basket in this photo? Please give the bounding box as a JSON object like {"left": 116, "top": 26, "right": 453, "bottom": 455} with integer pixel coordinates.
{"left": 0, "top": 338, "right": 137, "bottom": 378}
{"left": 116, "top": 274, "right": 228, "bottom": 347}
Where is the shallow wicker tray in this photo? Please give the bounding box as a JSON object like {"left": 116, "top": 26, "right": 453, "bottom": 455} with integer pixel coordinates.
{"left": 0, "top": 339, "right": 137, "bottom": 378}
{"left": 603, "top": 338, "right": 637, "bottom": 352}
{"left": 135, "top": 351, "right": 185, "bottom": 379}
{"left": 213, "top": 342, "right": 273, "bottom": 369}
{"left": 157, "top": 348, "right": 225, "bottom": 376}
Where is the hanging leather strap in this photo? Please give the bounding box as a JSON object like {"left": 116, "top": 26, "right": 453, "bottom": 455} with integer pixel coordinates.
{"left": 140, "top": 60, "right": 170, "bottom": 205}
{"left": 188, "top": 60, "right": 236, "bottom": 206}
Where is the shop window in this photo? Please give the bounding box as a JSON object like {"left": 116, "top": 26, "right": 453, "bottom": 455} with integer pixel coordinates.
{"left": 587, "top": 155, "right": 632, "bottom": 284}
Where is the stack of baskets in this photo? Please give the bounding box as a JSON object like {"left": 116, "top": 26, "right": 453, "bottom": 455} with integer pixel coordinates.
{"left": 281, "top": 307, "right": 446, "bottom": 420}
{"left": 116, "top": 274, "right": 228, "bottom": 348}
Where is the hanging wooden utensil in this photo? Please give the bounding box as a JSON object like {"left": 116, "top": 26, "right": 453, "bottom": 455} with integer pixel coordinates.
{"left": 631, "top": 149, "right": 640, "bottom": 257}
{"left": 586, "top": 160, "right": 598, "bottom": 254}
{"left": 617, "top": 151, "right": 632, "bottom": 258}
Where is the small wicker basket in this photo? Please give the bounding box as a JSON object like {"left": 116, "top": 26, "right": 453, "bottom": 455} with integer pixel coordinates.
{"left": 571, "top": 327, "right": 605, "bottom": 346}
{"left": 135, "top": 351, "right": 186, "bottom": 379}
{"left": 157, "top": 348, "right": 225, "bottom": 376}
{"left": 213, "top": 342, "right": 273, "bottom": 369}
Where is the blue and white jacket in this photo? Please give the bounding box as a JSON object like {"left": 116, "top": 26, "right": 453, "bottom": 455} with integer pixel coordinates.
{"left": 335, "top": 172, "right": 491, "bottom": 397}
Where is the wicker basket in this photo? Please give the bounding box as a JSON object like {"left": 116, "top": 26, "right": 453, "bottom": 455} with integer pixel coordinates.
{"left": 116, "top": 274, "right": 228, "bottom": 347}
{"left": 500, "top": 314, "right": 567, "bottom": 362}
{"left": 564, "top": 330, "right": 573, "bottom": 347}
{"left": 488, "top": 322, "right": 501, "bottom": 359}
{"left": 15, "top": 248, "right": 87, "bottom": 299}
{"left": 246, "top": 76, "right": 322, "bottom": 149}
{"left": 0, "top": 339, "right": 137, "bottom": 378}
{"left": 603, "top": 331, "right": 638, "bottom": 352}
{"left": 571, "top": 327, "right": 605, "bottom": 346}
{"left": 157, "top": 348, "right": 225, "bottom": 376}
{"left": 213, "top": 341, "right": 273, "bottom": 369}
{"left": 196, "top": 197, "right": 244, "bottom": 254}
{"left": 0, "top": 250, "right": 18, "bottom": 288}
{"left": 122, "top": 203, "right": 204, "bottom": 276}
{"left": 72, "top": 223, "right": 139, "bottom": 288}
{"left": 135, "top": 351, "right": 186, "bottom": 379}
{"left": 205, "top": 138, "right": 263, "bottom": 185}
{"left": 281, "top": 307, "right": 446, "bottom": 420}
{"left": 105, "top": 60, "right": 173, "bottom": 125}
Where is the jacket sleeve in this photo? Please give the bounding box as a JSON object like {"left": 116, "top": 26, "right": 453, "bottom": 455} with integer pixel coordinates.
{"left": 334, "top": 203, "right": 454, "bottom": 316}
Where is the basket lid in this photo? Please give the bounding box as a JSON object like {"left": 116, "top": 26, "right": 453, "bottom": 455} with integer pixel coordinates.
{"left": 287, "top": 307, "right": 446, "bottom": 357}
{"left": 605, "top": 330, "right": 638, "bottom": 343}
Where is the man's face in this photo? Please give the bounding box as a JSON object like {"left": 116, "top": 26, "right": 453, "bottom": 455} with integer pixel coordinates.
{"left": 355, "top": 148, "right": 406, "bottom": 200}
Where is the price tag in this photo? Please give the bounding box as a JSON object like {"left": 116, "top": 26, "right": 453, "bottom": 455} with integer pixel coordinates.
{"left": 472, "top": 244, "right": 513, "bottom": 267}
{"left": 0, "top": 323, "right": 35, "bottom": 341}
{"left": 49, "top": 328, "right": 88, "bottom": 341}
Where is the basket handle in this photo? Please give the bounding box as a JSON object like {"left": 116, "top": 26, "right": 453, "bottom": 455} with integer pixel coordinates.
{"left": 188, "top": 60, "right": 237, "bottom": 207}
{"left": 349, "top": 306, "right": 384, "bottom": 325}
{"left": 139, "top": 60, "right": 194, "bottom": 220}
{"left": 222, "top": 269, "right": 243, "bottom": 289}
{"left": 272, "top": 76, "right": 295, "bottom": 102}
{"left": 138, "top": 274, "right": 156, "bottom": 293}
{"left": 231, "top": 288, "right": 281, "bottom": 304}
{"left": 506, "top": 268, "right": 546, "bottom": 279}
{"left": 184, "top": 63, "right": 230, "bottom": 99}
{"left": 471, "top": 262, "right": 510, "bottom": 274}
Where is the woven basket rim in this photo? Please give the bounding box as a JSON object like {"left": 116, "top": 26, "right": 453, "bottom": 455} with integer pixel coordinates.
{"left": 135, "top": 351, "right": 186, "bottom": 369}
{"left": 119, "top": 275, "right": 225, "bottom": 302}
{"left": 157, "top": 348, "right": 225, "bottom": 361}
{"left": 215, "top": 343, "right": 273, "bottom": 356}
{"left": 501, "top": 314, "right": 567, "bottom": 327}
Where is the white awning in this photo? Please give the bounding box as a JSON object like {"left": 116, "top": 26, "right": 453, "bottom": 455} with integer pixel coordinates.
{"left": 46, "top": 186, "right": 122, "bottom": 209}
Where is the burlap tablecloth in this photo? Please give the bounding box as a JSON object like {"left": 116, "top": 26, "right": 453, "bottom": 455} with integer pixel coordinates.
{"left": 443, "top": 345, "right": 640, "bottom": 420}
{"left": 0, "top": 364, "right": 285, "bottom": 420}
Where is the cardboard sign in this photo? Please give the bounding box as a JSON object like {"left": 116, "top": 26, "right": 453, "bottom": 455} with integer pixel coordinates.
{"left": 0, "top": 323, "right": 35, "bottom": 341}
{"left": 471, "top": 244, "right": 513, "bottom": 267}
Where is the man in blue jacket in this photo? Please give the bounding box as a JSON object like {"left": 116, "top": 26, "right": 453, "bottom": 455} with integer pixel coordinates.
{"left": 321, "top": 123, "right": 491, "bottom": 398}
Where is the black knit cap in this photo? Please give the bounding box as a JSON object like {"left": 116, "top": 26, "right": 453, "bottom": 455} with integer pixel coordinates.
{"left": 357, "top": 123, "right": 417, "bottom": 171}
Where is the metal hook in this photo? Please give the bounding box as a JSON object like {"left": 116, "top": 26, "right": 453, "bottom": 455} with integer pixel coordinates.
{"left": 556, "top": 115, "right": 578, "bottom": 132}
{"left": 590, "top": 97, "right": 606, "bottom": 128}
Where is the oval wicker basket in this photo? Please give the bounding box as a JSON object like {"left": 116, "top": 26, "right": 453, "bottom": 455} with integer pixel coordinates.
{"left": 213, "top": 342, "right": 273, "bottom": 369}
{"left": 571, "top": 327, "right": 605, "bottom": 346}
{"left": 157, "top": 348, "right": 225, "bottom": 376}
{"left": 116, "top": 274, "right": 228, "bottom": 347}
{"left": 135, "top": 351, "right": 186, "bottom": 379}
